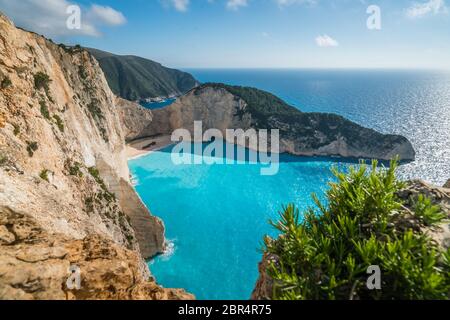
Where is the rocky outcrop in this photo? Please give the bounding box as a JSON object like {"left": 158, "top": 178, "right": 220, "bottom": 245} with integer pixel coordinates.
{"left": 398, "top": 180, "right": 450, "bottom": 220}
{"left": 115, "top": 178, "right": 165, "bottom": 258}
{"left": 134, "top": 84, "right": 415, "bottom": 161}
{"left": 251, "top": 180, "right": 450, "bottom": 300}
{"left": 115, "top": 97, "right": 153, "bottom": 142}
{"left": 444, "top": 179, "right": 450, "bottom": 189}
{"left": 0, "top": 12, "right": 186, "bottom": 299}
{"left": 0, "top": 206, "right": 193, "bottom": 300}
{"left": 251, "top": 252, "right": 278, "bottom": 300}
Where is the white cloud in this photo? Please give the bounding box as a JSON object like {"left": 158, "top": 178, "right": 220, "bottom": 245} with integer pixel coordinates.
{"left": 89, "top": 4, "right": 126, "bottom": 26}
{"left": 227, "top": 0, "right": 248, "bottom": 11}
{"left": 275, "top": 0, "right": 318, "bottom": 7}
{"left": 406, "top": 0, "right": 448, "bottom": 18}
{"left": 0, "top": 0, "right": 126, "bottom": 37}
{"left": 315, "top": 34, "right": 339, "bottom": 47}
{"left": 165, "top": 0, "right": 190, "bottom": 12}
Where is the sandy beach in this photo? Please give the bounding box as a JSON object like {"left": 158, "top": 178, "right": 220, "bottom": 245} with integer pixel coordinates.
{"left": 126, "top": 135, "right": 173, "bottom": 160}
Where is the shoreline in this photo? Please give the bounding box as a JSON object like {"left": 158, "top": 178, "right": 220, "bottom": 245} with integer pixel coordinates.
{"left": 126, "top": 136, "right": 412, "bottom": 166}
{"left": 126, "top": 135, "right": 173, "bottom": 160}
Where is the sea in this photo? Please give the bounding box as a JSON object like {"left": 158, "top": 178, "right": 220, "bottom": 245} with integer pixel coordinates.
{"left": 129, "top": 69, "right": 450, "bottom": 300}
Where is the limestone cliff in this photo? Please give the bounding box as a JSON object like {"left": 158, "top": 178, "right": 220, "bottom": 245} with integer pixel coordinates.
{"left": 0, "top": 206, "right": 191, "bottom": 300}
{"left": 115, "top": 97, "right": 153, "bottom": 142}
{"left": 0, "top": 12, "right": 190, "bottom": 299}
{"left": 130, "top": 84, "right": 415, "bottom": 161}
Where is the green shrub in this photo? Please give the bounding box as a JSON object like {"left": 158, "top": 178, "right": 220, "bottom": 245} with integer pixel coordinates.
{"left": 84, "top": 196, "right": 94, "bottom": 213}
{"left": 78, "top": 65, "right": 88, "bottom": 80}
{"left": 413, "top": 194, "right": 447, "bottom": 226}
{"left": 1, "top": 76, "right": 12, "bottom": 89}
{"left": 101, "top": 190, "right": 116, "bottom": 203}
{"left": 59, "top": 44, "right": 82, "bottom": 54}
{"left": 88, "top": 166, "right": 102, "bottom": 183}
{"left": 265, "top": 160, "right": 450, "bottom": 300}
{"left": 26, "top": 141, "right": 38, "bottom": 157}
{"left": 68, "top": 162, "right": 83, "bottom": 177}
{"left": 39, "top": 100, "right": 50, "bottom": 120}
{"left": 34, "top": 72, "right": 51, "bottom": 91}
{"left": 87, "top": 101, "right": 104, "bottom": 120}
{"left": 0, "top": 154, "right": 8, "bottom": 166}
{"left": 12, "top": 123, "right": 20, "bottom": 136}
{"left": 99, "top": 127, "right": 108, "bottom": 142}
{"left": 53, "top": 114, "right": 64, "bottom": 132}
{"left": 39, "top": 169, "right": 49, "bottom": 182}
{"left": 88, "top": 166, "right": 116, "bottom": 201}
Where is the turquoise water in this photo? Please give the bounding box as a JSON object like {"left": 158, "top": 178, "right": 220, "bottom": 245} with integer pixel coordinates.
{"left": 129, "top": 69, "right": 450, "bottom": 300}
{"left": 140, "top": 98, "right": 176, "bottom": 110}
{"left": 186, "top": 69, "right": 450, "bottom": 186}
{"left": 129, "top": 143, "right": 351, "bottom": 300}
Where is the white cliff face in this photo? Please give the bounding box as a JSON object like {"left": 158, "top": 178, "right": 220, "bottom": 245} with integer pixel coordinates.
{"left": 115, "top": 97, "right": 153, "bottom": 142}
{"left": 142, "top": 86, "right": 252, "bottom": 137}
{"left": 0, "top": 12, "right": 182, "bottom": 299}
{"left": 127, "top": 85, "right": 415, "bottom": 161}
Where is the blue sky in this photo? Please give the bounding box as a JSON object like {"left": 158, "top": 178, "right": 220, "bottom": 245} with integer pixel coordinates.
{"left": 0, "top": 0, "right": 449, "bottom": 69}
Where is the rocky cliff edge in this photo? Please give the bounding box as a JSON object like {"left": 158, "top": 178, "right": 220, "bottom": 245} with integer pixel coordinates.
{"left": 0, "top": 12, "right": 191, "bottom": 299}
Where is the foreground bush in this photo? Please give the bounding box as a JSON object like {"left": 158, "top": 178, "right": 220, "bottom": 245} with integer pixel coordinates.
{"left": 265, "top": 160, "right": 450, "bottom": 300}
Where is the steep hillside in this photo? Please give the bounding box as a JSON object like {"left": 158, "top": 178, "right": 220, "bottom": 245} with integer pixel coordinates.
{"left": 0, "top": 12, "right": 191, "bottom": 299}
{"left": 87, "top": 48, "right": 198, "bottom": 101}
{"left": 130, "top": 84, "right": 415, "bottom": 161}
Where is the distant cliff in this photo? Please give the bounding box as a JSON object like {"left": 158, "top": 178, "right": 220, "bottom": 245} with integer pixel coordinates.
{"left": 128, "top": 84, "right": 416, "bottom": 161}
{"left": 87, "top": 48, "right": 198, "bottom": 101}
{"left": 0, "top": 12, "right": 191, "bottom": 300}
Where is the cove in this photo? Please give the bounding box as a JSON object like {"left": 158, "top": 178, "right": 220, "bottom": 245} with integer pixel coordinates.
{"left": 140, "top": 98, "right": 176, "bottom": 110}
{"left": 128, "top": 142, "right": 352, "bottom": 300}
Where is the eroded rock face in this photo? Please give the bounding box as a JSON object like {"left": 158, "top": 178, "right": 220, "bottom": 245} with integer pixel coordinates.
{"left": 0, "top": 12, "right": 179, "bottom": 299}
{"left": 0, "top": 206, "right": 193, "bottom": 300}
{"left": 133, "top": 84, "right": 415, "bottom": 161}
{"left": 444, "top": 179, "right": 450, "bottom": 189}
{"left": 115, "top": 97, "right": 153, "bottom": 142}
{"left": 251, "top": 252, "right": 278, "bottom": 300}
